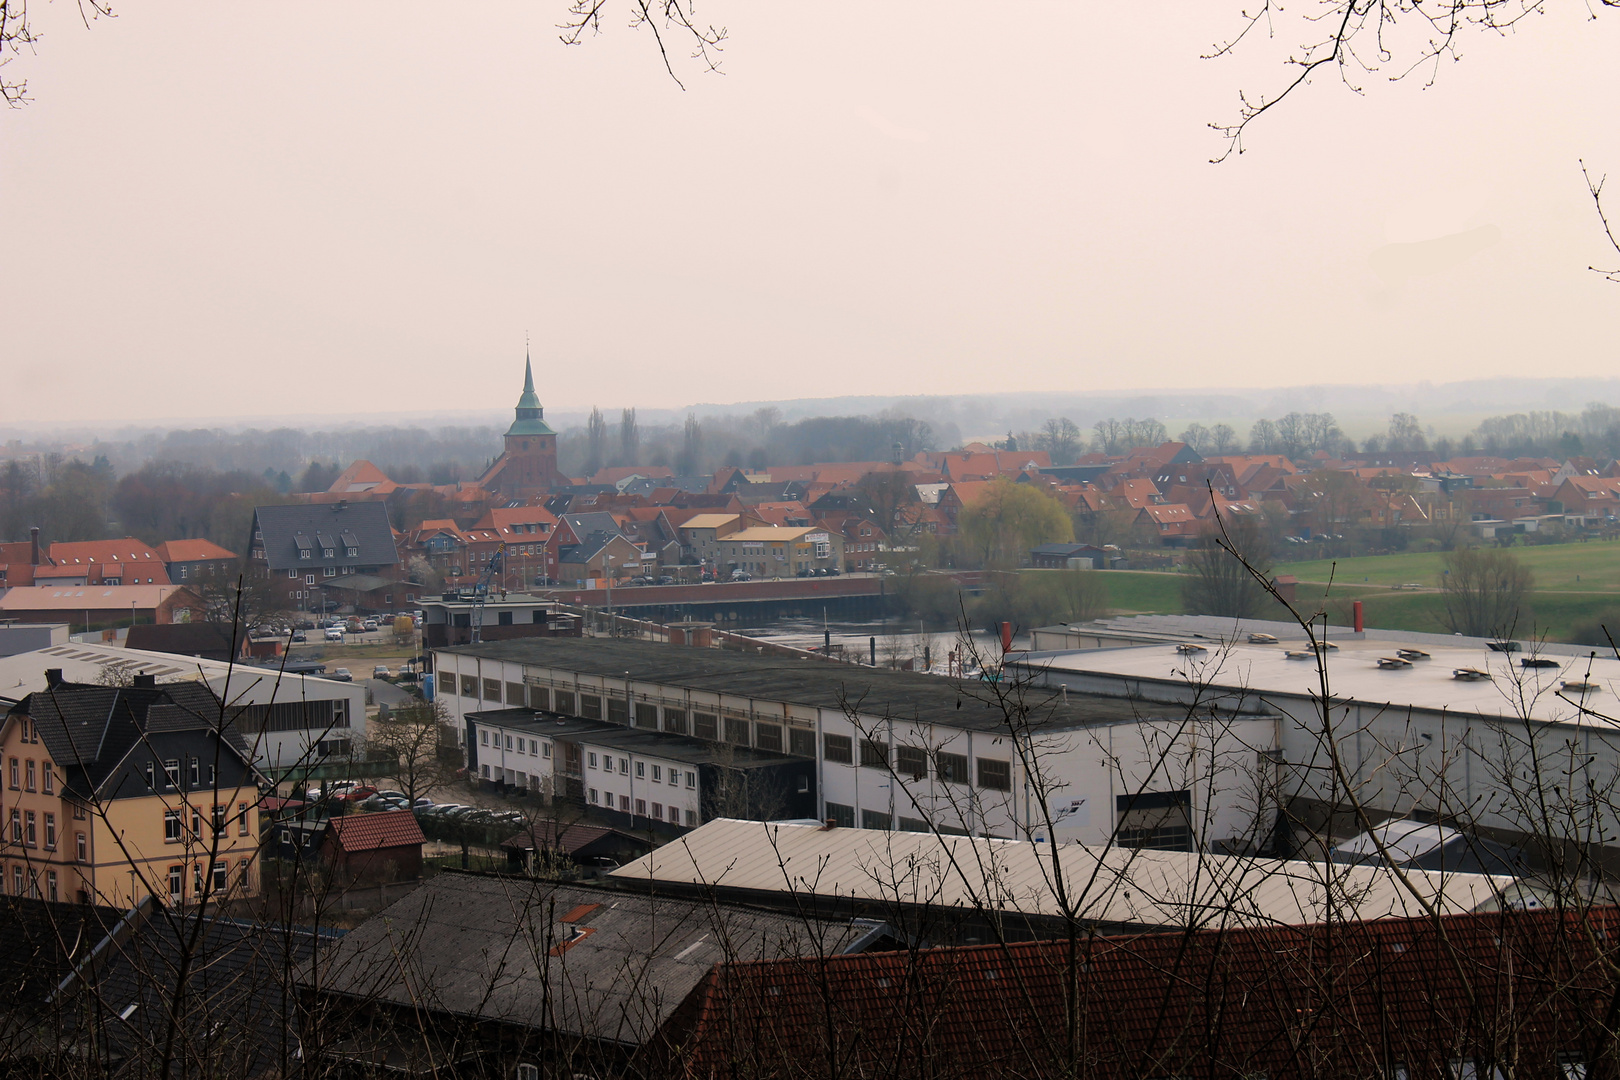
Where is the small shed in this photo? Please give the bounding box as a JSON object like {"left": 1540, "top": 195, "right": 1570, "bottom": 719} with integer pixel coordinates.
{"left": 323, "top": 810, "right": 425, "bottom": 885}
{"left": 499, "top": 820, "right": 653, "bottom": 874}
{"left": 1269, "top": 574, "right": 1298, "bottom": 603}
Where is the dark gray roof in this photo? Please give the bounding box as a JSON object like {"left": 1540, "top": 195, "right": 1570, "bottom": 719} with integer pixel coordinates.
{"left": 321, "top": 573, "right": 397, "bottom": 593}
{"left": 576, "top": 726, "right": 798, "bottom": 769}
{"left": 0, "top": 896, "right": 123, "bottom": 1009}
{"left": 11, "top": 680, "right": 258, "bottom": 798}
{"left": 466, "top": 710, "right": 617, "bottom": 738}
{"left": 252, "top": 502, "right": 399, "bottom": 572}
{"left": 1030, "top": 542, "right": 1107, "bottom": 556}
{"left": 442, "top": 638, "right": 1178, "bottom": 734}
{"left": 56, "top": 906, "right": 322, "bottom": 1078}
{"left": 558, "top": 532, "right": 618, "bottom": 564}
{"left": 561, "top": 513, "right": 623, "bottom": 541}
{"left": 308, "top": 873, "right": 864, "bottom": 1046}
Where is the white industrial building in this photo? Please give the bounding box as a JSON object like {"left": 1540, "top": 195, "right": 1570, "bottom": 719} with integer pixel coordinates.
{"left": 1010, "top": 627, "right": 1620, "bottom": 856}
{"left": 434, "top": 638, "right": 1281, "bottom": 848}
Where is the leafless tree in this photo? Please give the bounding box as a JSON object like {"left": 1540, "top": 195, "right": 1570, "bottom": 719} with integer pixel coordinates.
{"left": 1439, "top": 545, "right": 1534, "bottom": 637}
{"left": 1181, "top": 508, "right": 1274, "bottom": 618}
{"left": 1583, "top": 159, "right": 1620, "bottom": 284}
{"left": 560, "top": 0, "right": 728, "bottom": 87}
{"left": 1206, "top": 0, "right": 1599, "bottom": 161}
{"left": 366, "top": 698, "right": 460, "bottom": 806}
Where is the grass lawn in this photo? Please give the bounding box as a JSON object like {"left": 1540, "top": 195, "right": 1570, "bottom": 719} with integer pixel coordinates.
{"left": 1278, "top": 540, "right": 1620, "bottom": 592}
{"left": 1310, "top": 590, "right": 1620, "bottom": 644}
{"left": 1091, "top": 571, "right": 1184, "bottom": 614}
{"left": 1050, "top": 564, "right": 1620, "bottom": 644}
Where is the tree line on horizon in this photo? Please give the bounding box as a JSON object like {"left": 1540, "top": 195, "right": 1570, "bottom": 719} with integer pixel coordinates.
{"left": 5, "top": 401, "right": 1620, "bottom": 548}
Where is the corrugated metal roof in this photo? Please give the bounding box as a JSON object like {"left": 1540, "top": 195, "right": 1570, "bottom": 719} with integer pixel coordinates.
{"left": 610, "top": 819, "right": 1515, "bottom": 930}
{"left": 310, "top": 873, "right": 866, "bottom": 1045}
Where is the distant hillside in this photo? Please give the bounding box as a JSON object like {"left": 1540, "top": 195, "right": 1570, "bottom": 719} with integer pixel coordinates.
{"left": 7, "top": 377, "right": 1620, "bottom": 444}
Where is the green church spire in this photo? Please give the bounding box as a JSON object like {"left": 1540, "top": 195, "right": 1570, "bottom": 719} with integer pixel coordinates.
{"left": 506, "top": 348, "right": 554, "bottom": 437}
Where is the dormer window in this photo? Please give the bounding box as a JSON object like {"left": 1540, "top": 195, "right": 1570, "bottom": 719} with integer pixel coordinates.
{"left": 299, "top": 549, "right": 312, "bottom": 560}
{"left": 323, "top": 548, "right": 335, "bottom": 558}
{"left": 345, "top": 546, "right": 359, "bottom": 557}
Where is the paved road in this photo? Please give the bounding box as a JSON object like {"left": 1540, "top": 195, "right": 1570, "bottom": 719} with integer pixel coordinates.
{"left": 364, "top": 678, "right": 415, "bottom": 707}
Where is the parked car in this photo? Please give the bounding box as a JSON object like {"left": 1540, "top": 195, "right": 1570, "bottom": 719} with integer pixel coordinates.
{"left": 324, "top": 626, "right": 345, "bottom": 642}
{"left": 730, "top": 570, "right": 752, "bottom": 581}
{"left": 331, "top": 667, "right": 353, "bottom": 682}
{"left": 291, "top": 629, "right": 307, "bottom": 643}
{"left": 412, "top": 797, "right": 435, "bottom": 809}
{"left": 657, "top": 575, "right": 675, "bottom": 586}
{"left": 362, "top": 618, "right": 379, "bottom": 632}
{"left": 373, "top": 664, "right": 390, "bottom": 678}
{"left": 339, "top": 786, "right": 378, "bottom": 803}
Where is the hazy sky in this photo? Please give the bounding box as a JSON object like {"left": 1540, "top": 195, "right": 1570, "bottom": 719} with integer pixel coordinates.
{"left": 5, "top": 2, "right": 1618, "bottom": 426}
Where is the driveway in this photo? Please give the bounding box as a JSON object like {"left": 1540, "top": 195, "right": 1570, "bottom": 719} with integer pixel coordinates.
{"left": 364, "top": 679, "right": 414, "bottom": 707}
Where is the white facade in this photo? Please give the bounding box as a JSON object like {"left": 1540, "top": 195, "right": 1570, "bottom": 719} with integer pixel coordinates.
{"left": 464, "top": 714, "right": 705, "bottom": 828}
{"left": 576, "top": 741, "right": 702, "bottom": 828}
{"left": 468, "top": 721, "right": 555, "bottom": 792}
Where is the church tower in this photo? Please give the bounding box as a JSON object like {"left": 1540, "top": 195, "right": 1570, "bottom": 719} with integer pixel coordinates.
{"left": 481, "top": 352, "right": 569, "bottom": 497}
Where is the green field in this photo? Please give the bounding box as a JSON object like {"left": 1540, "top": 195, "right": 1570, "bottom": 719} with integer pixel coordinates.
{"left": 1079, "top": 562, "right": 1620, "bottom": 644}
{"left": 1092, "top": 570, "right": 1184, "bottom": 614}
{"left": 1279, "top": 540, "right": 1620, "bottom": 592}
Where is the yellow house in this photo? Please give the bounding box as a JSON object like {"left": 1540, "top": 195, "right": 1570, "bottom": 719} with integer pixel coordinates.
{"left": 1, "top": 670, "right": 262, "bottom": 909}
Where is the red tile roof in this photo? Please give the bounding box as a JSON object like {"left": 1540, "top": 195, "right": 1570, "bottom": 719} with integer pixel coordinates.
{"left": 651, "top": 908, "right": 1620, "bottom": 1080}
{"left": 326, "top": 809, "right": 424, "bottom": 853}
{"left": 154, "top": 538, "right": 239, "bottom": 563}
{"left": 49, "top": 537, "right": 167, "bottom": 568}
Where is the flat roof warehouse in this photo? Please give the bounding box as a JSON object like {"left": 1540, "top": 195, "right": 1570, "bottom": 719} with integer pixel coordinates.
{"left": 1010, "top": 638, "right": 1620, "bottom": 729}
{"left": 438, "top": 638, "right": 1232, "bottom": 733}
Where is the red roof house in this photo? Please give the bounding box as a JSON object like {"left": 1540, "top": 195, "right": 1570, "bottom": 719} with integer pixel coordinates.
{"left": 323, "top": 809, "right": 425, "bottom": 885}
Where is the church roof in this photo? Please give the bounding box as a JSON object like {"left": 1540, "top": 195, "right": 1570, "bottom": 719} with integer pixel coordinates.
{"left": 506, "top": 355, "right": 556, "bottom": 437}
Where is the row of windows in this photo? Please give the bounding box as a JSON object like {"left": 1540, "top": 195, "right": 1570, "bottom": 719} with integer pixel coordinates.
{"left": 297, "top": 545, "right": 360, "bottom": 559}
{"left": 142, "top": 756, "right": 219, "bottom": 791}
{"left": 8, "top": 756, "right": 54, "bottom": 794}
{"left": 235, "top": 700, "right": 349, "bottom": 734}
{"left": 452, "top": 673, "right": 1005, "bottom": 788}
{"left": 163, "top": 803, "right": 252, "bottom": 842}
{"left": 586, "top": 789, "right": 695, "bottom": 825}
{"left": 585, "top": 752, "right": 696, "bottom": 788}
{"left": 822, "top": 736, "right": 1009, "bottom": 790}
{"left": 166, "top": 859, "right": 249, "bottom": 901}
{"left": 8, "top": 807, "right": 66, "bottom": 850}
{"left": 489, "top": 767, "right": 546, "bottom": 791}
{"left": 455, "top": 679, "right": 819, "bottom": 756}
{"left": 823, "top": 804, "right": 973, "bottom": 835}
{"left": 5, "top": 863, "right": 67, "bottom": 902}
{"left": 478, "top": 729, "right": 554, "bottom": 760}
